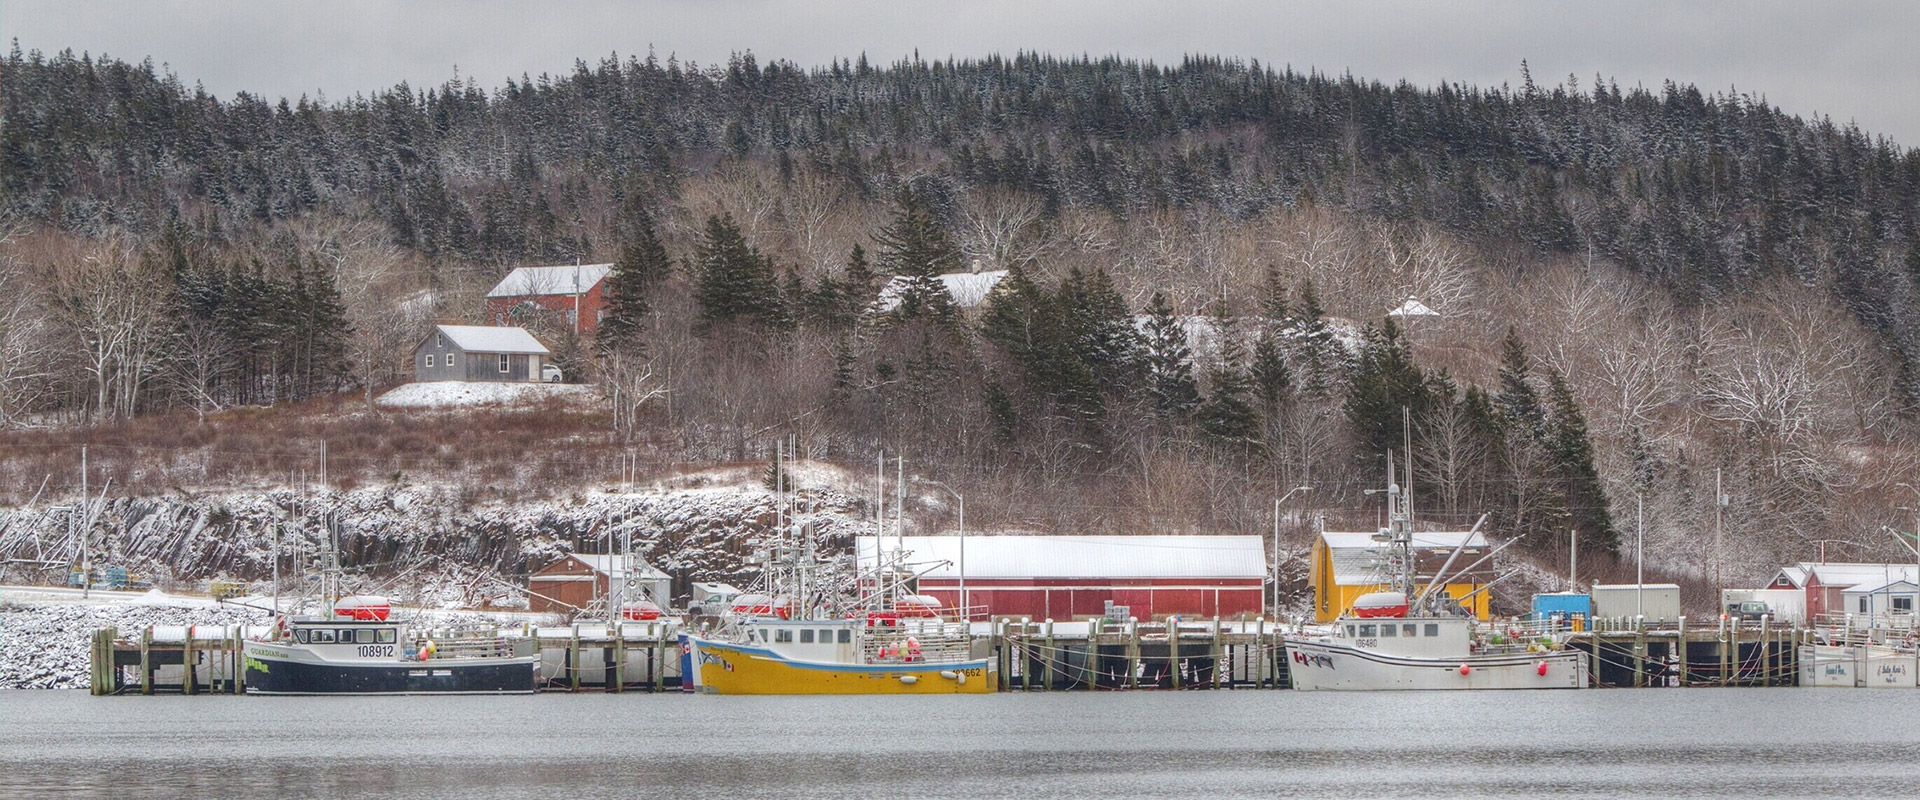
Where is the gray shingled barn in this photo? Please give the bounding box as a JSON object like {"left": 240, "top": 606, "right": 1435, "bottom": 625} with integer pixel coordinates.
{"left": 413, "top": 325, "right": 551, "bottom": 383}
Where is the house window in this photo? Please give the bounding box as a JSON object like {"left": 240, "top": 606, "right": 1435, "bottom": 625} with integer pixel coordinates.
{"left": 1861, "top": 597, "right": 1870, "bottom": 613}
{"left": 425, "top": 354, "right": 434, "bottom": 368}
{"left": 436, "top": 334, "right": 445, "bottom": 348}
{"left": 1897, "top": 596, "right": 1914, "bottom": 613}
{"left": 498, "top": 354, "right": 510, "bottom": 373}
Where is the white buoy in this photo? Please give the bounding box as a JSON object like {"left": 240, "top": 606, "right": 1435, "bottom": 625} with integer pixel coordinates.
{"left": 898, "top": 675, "right": 919, "bottom": 685}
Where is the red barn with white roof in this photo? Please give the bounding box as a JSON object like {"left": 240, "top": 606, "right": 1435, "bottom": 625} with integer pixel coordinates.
{"left": 855, "top": 535, "right": 1266, "bottom": 621}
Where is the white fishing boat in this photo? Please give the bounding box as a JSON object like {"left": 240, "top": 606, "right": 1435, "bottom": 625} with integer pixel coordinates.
{"left": 242, "top": 509, "right": 536, "bottom": 695}
{"left": 1286, "top": 453, "right": 1588, "bottom": 691}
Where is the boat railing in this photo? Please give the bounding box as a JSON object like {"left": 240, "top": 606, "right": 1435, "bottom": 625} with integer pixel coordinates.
{"left": 861, "top": 624, "right": 974, "bottom": 665}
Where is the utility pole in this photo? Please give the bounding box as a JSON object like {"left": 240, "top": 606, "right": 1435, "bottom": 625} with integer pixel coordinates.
{"left": 1636, "top": 493, "right": 1645, "bottom": 620}
{"left": 1714, "top": 468, "right": 1726, "bottom": 607}
{"left": 79, "top": 446, "right": 88, "bottom": 600}
{"left": 1271, "top": 486, "right": 1311, "bottom": 615}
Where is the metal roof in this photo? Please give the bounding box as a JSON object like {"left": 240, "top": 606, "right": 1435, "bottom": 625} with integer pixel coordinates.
{"left": 855, "top": 535, "right": 1265, "bottom": 580}
{"left": 486, "top": 264, "right": 613, "bottom": 298}
{"left": 1843, "top": 577, "right": 1919, "bottom": 595}
{"left": 1319, "top": 529, "right": 1489, "bottom": 586}
{"left": 434, "top": 325, "right": 550, "bottom": 355}
{"left": 555, "top": 553, "right": 670, "bottom": 581}
{"left": 1797, "top": 562, "right": 1919, "bottom": 590}
{"left": 872, "top": 270, "right": 1008, "bottom": 313}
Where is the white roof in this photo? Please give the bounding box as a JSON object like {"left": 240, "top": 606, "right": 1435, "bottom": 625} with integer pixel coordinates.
{"left": 855, "top": 535, "right": 1264, "bottom": 580}
{"left": 1773, "top": 566, "right": 1810, "bottom": 588}
{"left": 1799, "top": 563, "right": 1918, "bottom": 590}
{"left": 1844, "top": 578, "right": 1919, "bottom": 595}
{"left": 433, "top": 325, "right": 550, "bottom": 355}
{"left": 1387, "top": 297, "right": 1438, "bottom": 317}
{"left": 872, "top": 270, "right": 1007, "bottom": 313}
{"left": 1319, "top": 529, "right": 1489, "bottom": 586}
{"left": 561, "top": 553, "right": 670, "bottom": 581}
{"left": 486, "top": 264, "right": 613, "bottom": 298}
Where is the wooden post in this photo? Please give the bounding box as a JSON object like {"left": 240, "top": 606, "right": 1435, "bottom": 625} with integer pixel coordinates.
{"left": 1675, "top": 616, "right": 1687, "bottom": 688}
{"left": 231, "top": 626, "right": 245, "bottom": 694}
{"left": 995, "top": 619, "right": 1011, "bottom": 692}
{"left": 88, "top": 628, "right": 104, "bottom": 695}
{"left": 1126, "top": 618, "right": 1140, "bottom": 690}
{"left": 140, "top": 627, "right": 153, "bottom": 695}
{"left": 610, "top": 623, "right": 625, "bottom": 693}
{"left": 1043, "top": 619, "right": 1056, "bottom": 692}
{"left": 1211, "top": 618, "right": 1224, "bottom": 690}
{"left": 1725, "top": 617, "right": 1738, "bottom": 686}
{"left": 182, "top": 626, "right": 197, "bottom": 696}
{"left": 1760, "top": 614, "right": 1772, "bottom": 687}
{"left": 569, "top": 625, "right": 581, "bottom": 692}
{"left": 1169, "top": 619, "right": 1182, "bottom": 690}
{"left": 1253, "top": 619, "right": 1266, "bottom": 689}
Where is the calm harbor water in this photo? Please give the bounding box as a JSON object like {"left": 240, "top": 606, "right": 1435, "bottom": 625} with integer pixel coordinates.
{"left": 3, "top": 688, "right": 1917, "bottom": 798}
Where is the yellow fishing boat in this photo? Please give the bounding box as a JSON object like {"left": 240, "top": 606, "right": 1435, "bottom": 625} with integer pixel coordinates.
{"left": 690, "top": 617, "right": 993, "bottom": 695}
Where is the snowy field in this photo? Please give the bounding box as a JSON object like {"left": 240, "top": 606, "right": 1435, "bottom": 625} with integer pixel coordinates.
{"left": 373, "top": 380, "right": 594, "bottom": 408}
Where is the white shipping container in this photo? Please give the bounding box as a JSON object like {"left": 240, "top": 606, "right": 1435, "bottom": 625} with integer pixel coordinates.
{"left": 1590, "top": 583, "right": 1682, "bottom": 623}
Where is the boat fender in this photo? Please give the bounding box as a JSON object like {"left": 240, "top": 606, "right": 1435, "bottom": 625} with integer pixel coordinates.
{"left": 898, "top": 675, "right": 919, "bottom": 685}
{"left": 1458, "top": 664, "right": 1472, "bottom": 676}
{"left": 1536, "top": 660, "right": 1549, "bottom": 676}
{"left": 940, "top": 670, "right": 959, "bottom": 680}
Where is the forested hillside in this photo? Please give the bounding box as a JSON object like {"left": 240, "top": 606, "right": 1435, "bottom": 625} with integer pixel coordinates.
{"left": 5, "top": 47, "right": 1920, "bottom": 585}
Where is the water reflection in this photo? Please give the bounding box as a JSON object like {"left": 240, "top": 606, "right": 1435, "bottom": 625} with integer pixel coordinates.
{"left": 4, "top": 689, "right": 1917, "bottom": 798}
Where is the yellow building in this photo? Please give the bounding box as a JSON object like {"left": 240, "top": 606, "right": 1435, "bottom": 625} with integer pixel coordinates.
{"left": 1309, "top": 530, "right": 1493, "bottom": 622}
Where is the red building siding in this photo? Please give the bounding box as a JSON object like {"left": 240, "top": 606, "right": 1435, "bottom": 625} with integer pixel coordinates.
{"left": 486, "top": 282, "right": 608, "bottom": 336}
{"left": 916, "top": 576, "right": 1263, "bottom": 620}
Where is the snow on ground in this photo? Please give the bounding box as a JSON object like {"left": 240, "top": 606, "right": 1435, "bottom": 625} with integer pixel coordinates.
{"left": 0, "top": 598, "right": 269, "bottom": 689}
{"left": 374, "top": 380, "right": 593, "bottom": 409}
{"left": 0, "top": 461, "right": 903, "bottom": 689}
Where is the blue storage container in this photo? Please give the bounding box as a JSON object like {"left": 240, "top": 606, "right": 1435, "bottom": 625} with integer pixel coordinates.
{"left": 1531, "top": 592, "right": 1592, "bottom": 620}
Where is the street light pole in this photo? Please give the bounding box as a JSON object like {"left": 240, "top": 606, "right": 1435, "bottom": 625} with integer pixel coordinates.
{"left": 1272, "top": 486, "right": 1312, "bottom": 615}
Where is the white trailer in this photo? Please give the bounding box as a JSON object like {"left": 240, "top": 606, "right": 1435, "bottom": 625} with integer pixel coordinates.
{"left": 1590, "top": 583, "right": 1682, "bottom": 623}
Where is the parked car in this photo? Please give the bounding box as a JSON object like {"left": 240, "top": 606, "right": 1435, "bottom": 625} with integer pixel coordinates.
{"left": 540, "top": 364, "right": 564, "bottom": 383}
{"left": 1725, "top": 600, "right": 1771, "bottom": 621}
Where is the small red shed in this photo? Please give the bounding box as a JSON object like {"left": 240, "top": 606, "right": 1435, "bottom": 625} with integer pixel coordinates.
{"left": 527, "top": 553, "right": 672, "bottom": 615}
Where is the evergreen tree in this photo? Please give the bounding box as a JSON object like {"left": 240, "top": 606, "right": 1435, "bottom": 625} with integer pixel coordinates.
{"left": 1195, "top": 305, "right": 1260, "bottom": 443}
{"left": 1342, "top": 318, "right": 1428, "bottom": 474}
{"left": 872, "top": 189, "right": 962, "bottom": 322}
{"left": 1059, "top": 267, "right": 1141, "bottom": 396}
{"left": 1250, "top": 267, "right": 1293, "bottom": 412}
{"left": 1494, "top": 325, "right": 1545, "bottom": 436}
{"left": 1140, "top": 291, "right": 1199, "bottom": 417}
{"left": 597, "top": 208, "right": 671, "bottom": 354}
{"left": 1292, "top": 276, "right": 1340, "bottom": 398}
{"left": 1545, "top": 367, "right": 1619, "bottom": 555}
{"left": 691, "top": 213, "right": 785, "bottom": 336}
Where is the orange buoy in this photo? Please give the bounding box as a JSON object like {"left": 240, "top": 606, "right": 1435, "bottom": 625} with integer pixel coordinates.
{"left": 1458, "top": 664, "right": 1472, "bottom": 676}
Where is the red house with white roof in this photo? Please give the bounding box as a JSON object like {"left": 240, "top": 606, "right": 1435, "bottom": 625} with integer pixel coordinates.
{"left": 485, "top": 263, "right": 613, "bottom": 335}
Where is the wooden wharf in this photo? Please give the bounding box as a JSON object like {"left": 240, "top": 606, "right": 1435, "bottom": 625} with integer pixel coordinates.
{"left": 85, "top": 614, "right": 1823, "bottom": 695}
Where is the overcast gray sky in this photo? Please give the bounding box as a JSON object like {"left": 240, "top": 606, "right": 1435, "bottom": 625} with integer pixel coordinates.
{"left": 7, "top": 1, "right": 1919, "bottom": 146}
